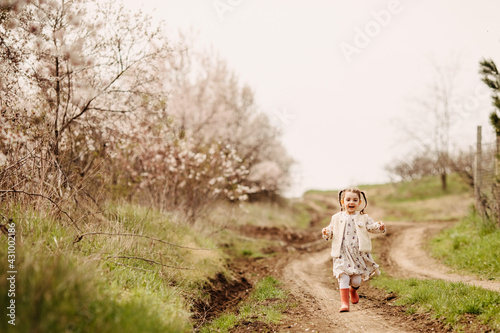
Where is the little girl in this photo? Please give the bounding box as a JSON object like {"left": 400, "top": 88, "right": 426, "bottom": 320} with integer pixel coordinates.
{"left": 322, "top": 188, "right": 386, "bottom": 312}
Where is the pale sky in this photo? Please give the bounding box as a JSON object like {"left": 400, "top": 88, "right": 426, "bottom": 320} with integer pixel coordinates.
{"left": 125, "top": 0, "right": 500, "bottom": 196}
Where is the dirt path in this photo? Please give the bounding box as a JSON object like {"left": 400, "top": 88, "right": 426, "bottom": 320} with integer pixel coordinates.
{"left": 222, "top": 218, "right": 500, "bottom": 332}
{"left": 275, "top": 247, "right": 411, "bottom": 332}
{"left": 384, "top": 221, "right": 500, "bottom": 292}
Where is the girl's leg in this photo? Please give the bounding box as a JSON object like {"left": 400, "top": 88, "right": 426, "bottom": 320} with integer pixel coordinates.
{"left": 338, "top": 274, "right": 350, "bottom": 312}
{"left": 338, "top": 273, "right": 350, "bottom": 289}
{"left": 350, "top": 274, "right": 361, "bottom": 288}
{"left": 349, "top": 275, "right": 361, "bottom": 304}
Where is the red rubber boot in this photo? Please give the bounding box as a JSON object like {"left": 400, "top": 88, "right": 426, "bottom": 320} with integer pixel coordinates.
{"left": 339, "top": 289, "right": 350, "bottom": 312}
{"left": 350, "top": 286, "right": 359, "bottom": 304}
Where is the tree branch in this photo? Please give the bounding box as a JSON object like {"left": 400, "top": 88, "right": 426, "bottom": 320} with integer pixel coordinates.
{"left": 0, "top": 143, "right": 39, "bottom": 176}
{"left": 86, "top": 107, "right": 133, "bottom": 113}
{"left": 105, "top": 260, "right": 154, "bottom": 272}
{"left": 0, "top": 189, "right": 80, "bottom": 231}
{"left": 106, "top": 255, "right": 194, "bottom": 270}
{"left": 74, "top": 231, "right": 215, "bottom": 251}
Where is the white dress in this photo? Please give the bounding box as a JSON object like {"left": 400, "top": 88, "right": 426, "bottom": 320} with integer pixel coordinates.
{"left": 332, "top": 212, "right": 381, "bottom": 281}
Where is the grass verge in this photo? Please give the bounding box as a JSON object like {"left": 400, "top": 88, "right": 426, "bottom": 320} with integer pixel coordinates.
{"left": 371, "top": 275, "right": 500, "bottom": 331}
{"left": 430, "top": 210, "right": 500, "bottom": 280}
{"left": 199, "top": 276, "right": 292, "bottom": 332}
{"left": 0, "top": 203, "right": 227, "bottom": 333}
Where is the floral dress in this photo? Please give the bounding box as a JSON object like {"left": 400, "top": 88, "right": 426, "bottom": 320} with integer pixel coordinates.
{"left": 332, "top": 212, "right": 381, "bottom": 281}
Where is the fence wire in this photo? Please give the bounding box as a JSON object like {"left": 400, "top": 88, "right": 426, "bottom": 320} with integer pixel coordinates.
{"left": 475, "top": 133, "right": 499, "bottom": 221}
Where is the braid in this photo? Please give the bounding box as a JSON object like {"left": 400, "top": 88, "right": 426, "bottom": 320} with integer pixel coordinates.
{"left": 338, "top": 190, "right": 345, "bottom": 211}
{"left": 360, "top": 191, "right": 368, "bottom": 215}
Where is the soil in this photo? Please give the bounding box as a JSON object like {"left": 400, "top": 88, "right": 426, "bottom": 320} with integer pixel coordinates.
{"left": 193, "top": 212, "right": 499, "bottom": 332}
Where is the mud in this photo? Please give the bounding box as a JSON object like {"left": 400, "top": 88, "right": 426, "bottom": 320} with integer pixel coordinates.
{"left": 192, "top": 272, "right": 252, "bottom": 328}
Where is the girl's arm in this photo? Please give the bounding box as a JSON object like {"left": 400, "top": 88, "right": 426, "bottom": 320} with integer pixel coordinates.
{"left": 366, "top": 216, "right": 386, "bottom": 234}
{"left": 322, "top": 226, "right": 333, "bottom": 240}
{"left": 322, "top": 216, "right": 334, "bottom": 240}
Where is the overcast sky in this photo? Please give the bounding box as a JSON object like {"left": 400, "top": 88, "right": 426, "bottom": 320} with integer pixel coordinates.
{"left": 124, "top": 0, "right": 500, "bottom": 196}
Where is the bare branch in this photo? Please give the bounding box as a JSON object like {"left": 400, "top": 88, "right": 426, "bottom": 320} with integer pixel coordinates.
{"left": 0, "top": 143, "right": 39, "bottom": 176}
{"left": 86, "top": 107, "right": 133, "bottom": 113}
{"left": 105, "top": 260, "right": 155, "bottom": 272}
{"left": 106, "top": 255, "right": 195, "bottom": 270}
{"left": 0, "top": 189, "right": 80, "bottom": 231}
{"left": 73, "top": 231, "right": 215, "bottom": 251}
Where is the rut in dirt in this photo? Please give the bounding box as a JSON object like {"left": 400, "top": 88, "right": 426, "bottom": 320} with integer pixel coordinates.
{"left": 380, "top": 221, "right": 500, "bottom": 293}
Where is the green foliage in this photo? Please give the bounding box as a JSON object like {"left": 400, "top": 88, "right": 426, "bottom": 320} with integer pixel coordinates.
{"left": 491, "top": 112, "right": 500, "bottom": 136}
{"left": 199, "top": 276, "right": 291, "bottom": 333}
{"left": 479, "top": 58, "right": 500, "bottom": 135}
{"left": 0, "top": 204, "right": 227, "bottom": 333}
{"left": 371, "top": 276, "right": 500, "bottom": 330}
{"left": 430, "top": 211, "right": 500, "bottom": 280}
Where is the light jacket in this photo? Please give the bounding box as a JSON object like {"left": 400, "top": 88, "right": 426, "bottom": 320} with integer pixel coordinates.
{"left": 324, "top": 212, "right": 385, "bottom": 258}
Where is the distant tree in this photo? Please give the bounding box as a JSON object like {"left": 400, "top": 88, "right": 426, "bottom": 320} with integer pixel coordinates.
{"left": 386, "top": 154, "right": 436, "bottom": 182}
{"left": 387, "top": 149, "right": 475, "bottom": 188}
{"left": 393, "top": 60, "right": 462, "bottom": 191}
{"left": 479, "top": 58, "right": 500, "bottom": 224}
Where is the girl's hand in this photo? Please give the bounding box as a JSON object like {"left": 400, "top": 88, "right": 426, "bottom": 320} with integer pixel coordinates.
{"left": 322, "top": 227, "right": 332, "bottom": 241}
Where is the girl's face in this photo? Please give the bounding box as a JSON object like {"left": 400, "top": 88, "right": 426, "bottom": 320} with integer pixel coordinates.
{"left": 343, "top": 192, "right": 361, "bottom": 214}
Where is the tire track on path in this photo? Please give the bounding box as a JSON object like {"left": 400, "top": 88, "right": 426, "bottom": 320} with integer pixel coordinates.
{"left": 385, "top": 221, "right": 500, "bottom": 292}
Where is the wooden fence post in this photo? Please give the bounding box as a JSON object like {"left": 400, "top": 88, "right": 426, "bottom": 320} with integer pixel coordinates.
{"left": 474, "top": 126, "right": 482, "bottom": 215}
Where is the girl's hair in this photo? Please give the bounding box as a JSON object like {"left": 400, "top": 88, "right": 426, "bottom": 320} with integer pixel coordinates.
{"left": 338, "top": 188, "right": 368, "bottom": 215}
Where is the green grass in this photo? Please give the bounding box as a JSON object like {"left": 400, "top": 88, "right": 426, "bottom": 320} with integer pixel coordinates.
{"left": 1, "top": 252, "right": 189, "bottom": 333}
{"left": 371, "top": 275, "right": 500, "bottom": 331}
{"left": 360, "top": 173, "right": 473, "bottom": 221}
{"left": 430, "top": 211, "right": 500, "bottom": 280}
{"left": 304, "top": 174, "right": 472, "bottom": 222}
{"left": 374, "top": 173, "right": 469, "bottom": 202}
{"left": 0, "top": 173, "right": 483, "bottom": 332}
{"left": 199, "top": 276, "right": 292, "bottom": 333}
{"left": 307, "top": 173, "right": 469, "bottom": 202}
{"left": 0, "top": 203, "right": 228, "bottom": 333}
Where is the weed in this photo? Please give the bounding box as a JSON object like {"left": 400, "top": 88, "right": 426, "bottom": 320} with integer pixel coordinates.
{"left": 371, "top": 275, "right": 500, "bottom": 330}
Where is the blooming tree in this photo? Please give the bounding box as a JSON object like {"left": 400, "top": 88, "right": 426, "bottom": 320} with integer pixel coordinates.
{"left": 0, "top": 0, "right": 293, "bottom": 224}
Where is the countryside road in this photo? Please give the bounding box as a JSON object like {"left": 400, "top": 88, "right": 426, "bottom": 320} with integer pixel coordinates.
{"left": 264, "top": 220, "right": 500, "bottom": 332}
